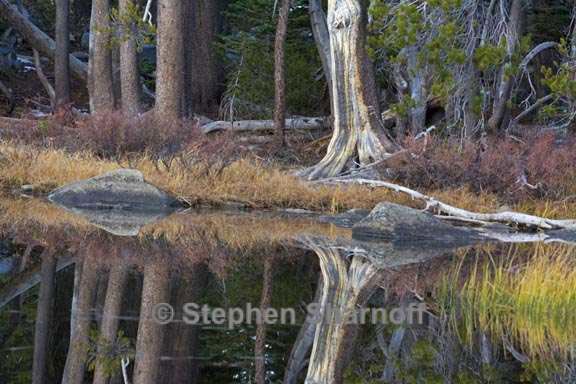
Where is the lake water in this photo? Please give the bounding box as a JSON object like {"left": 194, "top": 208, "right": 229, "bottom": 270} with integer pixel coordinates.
{"left": 0, "top": 197, "right": 575, "bottom": 383}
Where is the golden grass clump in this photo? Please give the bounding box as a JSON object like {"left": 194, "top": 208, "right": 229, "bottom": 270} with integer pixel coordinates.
{"left": 441, "top": 243, "right": 576, "bottom": 361}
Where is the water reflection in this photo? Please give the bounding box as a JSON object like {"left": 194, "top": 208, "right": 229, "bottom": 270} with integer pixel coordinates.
{"left": 0, "top": 197, "right": 576, "bottom": 383}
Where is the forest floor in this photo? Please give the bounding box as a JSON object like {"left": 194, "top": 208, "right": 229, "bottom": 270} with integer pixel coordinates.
{"left": 0, "top": 113, "right": 575, "bottom": 221}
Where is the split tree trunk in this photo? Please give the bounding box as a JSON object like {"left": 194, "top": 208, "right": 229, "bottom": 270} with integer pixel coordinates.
{"left": 119, "top": 0, "right": 141, "bottom": 116}
{"left": 300, "top": 0, "right": 396, "bottom": 180}
{"left": 155, "top": 0, "right": 184, "bottom": 120}
{"left": 31, "top": 249, "right": 56, "bottom": 384}
{"left": 309, "top": 0, "right": 332, "bottom": 97}
{"left": 54, "top": 0, "right": 71, "bottom": 109}
{"left": 301, "top": 237, "right": 380, "bottom": 383}
{"left": 133, "top": 262, "right": 171, "bottom": 384}
{"left": 88, "top": 0, "right": 115, "bottom": 113}
{"left": 273, "top": 0, "right": 291, "bottom": 146}
{"left": 93, "top": 265, "right": 129, "bottom": 384}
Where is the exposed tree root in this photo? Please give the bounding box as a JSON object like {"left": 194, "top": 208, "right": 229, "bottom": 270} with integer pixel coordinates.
{"left": 316, "top": 178, "right": 576, "bottom": 230}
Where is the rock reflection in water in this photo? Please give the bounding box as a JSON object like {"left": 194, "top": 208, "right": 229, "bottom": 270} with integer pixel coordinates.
{"left": 1, "top": 198, "right": 576, "bottom": 383}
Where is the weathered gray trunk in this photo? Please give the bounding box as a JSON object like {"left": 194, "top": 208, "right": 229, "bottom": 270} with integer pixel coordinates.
{"left": 133, "top": 262, "right": 171, "bottom": 384}
{"left": 88, "top": 0, "right": 115, "bottom": 113}
{"left": 300, "top": 0, "right": 396, "bottom": 180}
{"left": 62, "top": 260, "right": 98, "bottom": 384}
{"left": 155, "top": 0, "right": 184, "bottom": 120}
{"left": 93, "top": 265, "right": 129, "bottom": 384}
{"left": 119, "top": 0, "right": 141, "bottom": 116}
{"left": 406, "top": 46, "right": 426, "bottom": 134}
{"left": 301, "top": 237, "right": 380, "bottom": 383}
{"left": 31, "top": 249, "right": 56, "bottom": 384}
{"left": 54, "top": 0, "right": 71, "bottom": 109}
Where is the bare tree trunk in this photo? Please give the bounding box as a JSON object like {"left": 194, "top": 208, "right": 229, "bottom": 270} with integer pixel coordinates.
{"left": 487, "top": 0, "right": 522, "bottom": 133}
{"left": 299, "top": 0, "right": 396, "bottom": 180}
{"left": 0, "top": 0, "right": 88, "bottom": 80}
{"left": 309, "top": 0, "right": 332, "bottom": 97}
{"left": 88, "top": 0, "right": 115, "bottom": 113}
{"left": 301, "top": 237, "right": 380, "bottom": 384}
{"left": 62, "top": 260, "right": 99, "bottom": 384}
{"left": 54, "top": 0, "right": 71, "bottom": 110}
{"left": 93, "top": 265, "right": 129, "bottom": 384}
{"left": 274, "top": 0, "right": 291, "bottom": 146}
{"left": 133, "top": 263, "right": 171, "bottom": 384}
{"left": 255, "top": 258, "right": 274, "bottom": 384}
{"left": 119, "top": 0, "right": 141, "bottom": 116}
{"left": 31, "top": 249, "right": 56, "bottom": 384}
{"left": 155, "top": 0, "right": 184, "bottom": 120}
{"left": 406, "top": 46, "right": 426, "bottom": 134}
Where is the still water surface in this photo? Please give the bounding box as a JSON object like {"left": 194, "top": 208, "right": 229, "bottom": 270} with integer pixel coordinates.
{"left": 0, "top": 197, "right": 575, "bottom": 383}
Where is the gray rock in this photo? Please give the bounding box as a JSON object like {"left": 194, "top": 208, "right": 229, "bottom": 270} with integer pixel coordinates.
{"left": 48, "top": 169, "right": 180, "bottom": 211}
{"left": 352, "top": 202, "right": 481, "bottom": 247}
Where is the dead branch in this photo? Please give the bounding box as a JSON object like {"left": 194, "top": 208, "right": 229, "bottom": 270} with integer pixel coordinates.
{"left": 201, "top": 117, "right": 329, "bottom": 134}
{"left": 33, "top": 49, "right": 55, "bottom": 107}
{"left": 315, "top": 178, "right": 576, "bottom": 230}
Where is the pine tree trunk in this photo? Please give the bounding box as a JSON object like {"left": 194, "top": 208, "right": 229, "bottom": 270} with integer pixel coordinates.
{"left": 300, "top": 0, "right": 396, "bottom": 180}
{"left": 155, "top": 0, "right": 184, "bottom": 120}
{"left": 54, "top": 0, "right": 70, "bottom": 110}
{"left": 133, "top": 263, "right": 171, "bottom": 384}
{"left": 93, "top": 266, "right": 129, "bottom": 384}
{"left": 309, "top": 0, "right": 332, "bottom": 98}
{"left": 119, "top": 0, "right": 141, "bottom": 116}
{"left": 273, "top": 0, "right": 290, "bottom": 147}
{"left": 32, "top": 249, "right": 56, "bottom": 384}
{"left": 255, "top": 258, "right": 273, "bottom": 384}
{"left": 88, "top": 0, "right": 115, "bottom": 113}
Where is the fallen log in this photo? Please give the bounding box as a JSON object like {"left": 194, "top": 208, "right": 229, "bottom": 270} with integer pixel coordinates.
{"left": 316, "top": 177, "right": 576, "bottom": 231}
{"left": 0, "top": 0, "right": 88, "bottom": 80}
{"left": 201, "top": 117, "right": 330, "bottom": 134}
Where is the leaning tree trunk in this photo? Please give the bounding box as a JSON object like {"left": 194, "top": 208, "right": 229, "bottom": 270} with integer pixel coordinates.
{"left": 309, "top": 0, "right": 332, "bottom": 98}
{"left": 54, "top": 0, "right": 71, "bottom": 110}
{"left": 31, "top": 249, "right": 56, "bottom": 384}
{"left": 299, "top": 0, "right": 396, "bottom": 180}
{"left": 300, "top": 237, "right": 381, "bottom": 384}
{"left": 155, "top": 0, "right": 184, "bottom": 121}
{"left": 88, "top": 0, "right": 115, "bottom": 113}
{"left": 487, "top": 0, "right": 522, "bottom": 133}
{"left": 273, "top": 0, "right": 290, "bottom": 146}
{"left": 118, "top": 0, "right": 141, "bottom": 116}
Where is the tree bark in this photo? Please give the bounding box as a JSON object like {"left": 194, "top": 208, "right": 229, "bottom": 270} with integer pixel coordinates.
{"left": 201, "top": 117, "right": 329, "bottom": 134}
{"left": 54, "top": 0, "right": 71, "bottom": 109}
{"left": 487, "top": 0, "right": 522, "bottom": 133}
{"left": 186, "top": 0, "right": 224, "bottom": 118}
{"left": 93, "top": 266, "right": 129, "bottom": 384}
{"left": 0, "top": 0, "right": 88, "bottom": 80}
{"left": 62, "top": 260, "right": 99, "bottom": 384}
{"left": 31, "top": 249, "right": 56, "bottom": 384}
{"left": 299, "top": 0, "right": 396, "bottom": 180}
{"left": 88, "top": 0, "right": 116, "bottom": 113}
{"left": 155, "top": 0, "right": 184, "bottom": 120}
{"left": 274, "top": 0, "right": 291, "bottom": 146}
{"left": 133, "top": 262, "right": 171, "bottom": 384}
{"left": 119, "top": 0, "right": 141, "bottom": 116}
